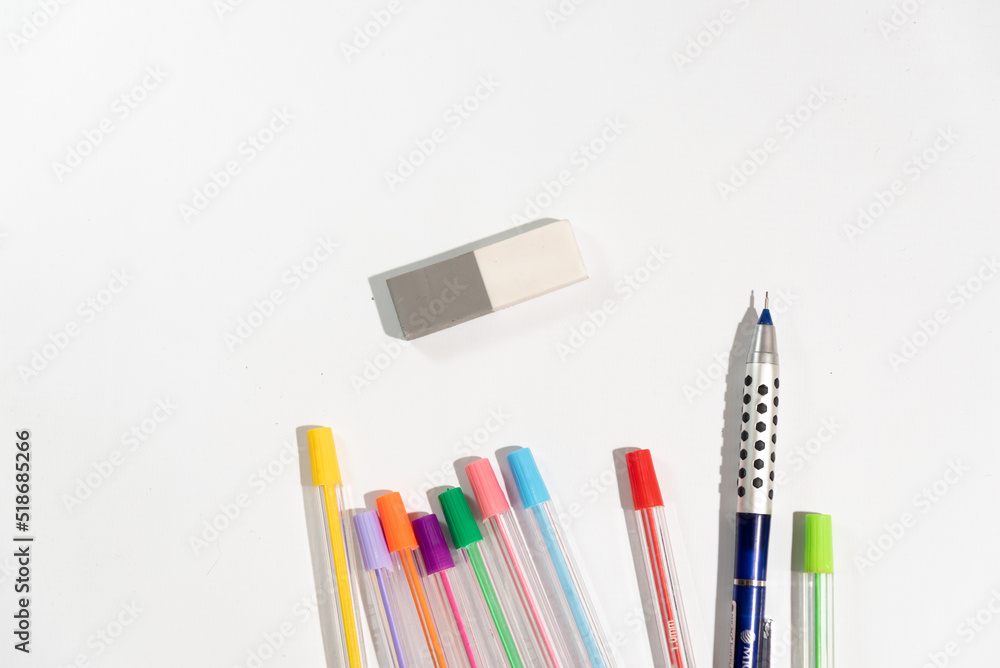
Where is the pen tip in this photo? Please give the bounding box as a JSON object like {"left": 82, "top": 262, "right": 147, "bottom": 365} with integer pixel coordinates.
{"left": 757, "top": 291, "right": 773, "bottom": 325}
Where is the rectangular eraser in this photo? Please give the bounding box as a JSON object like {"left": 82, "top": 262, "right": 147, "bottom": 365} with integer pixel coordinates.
{"left": 386, "top": 220, "right": 588, "bottom": 339}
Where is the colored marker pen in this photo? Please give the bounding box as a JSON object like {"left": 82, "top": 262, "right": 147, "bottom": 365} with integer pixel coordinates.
{"left": 307, "top": 427, "right": 367, "bottom": 668}
{"left": 354, "top": 510, "right": 419, "bottom": 668}
{"left": 466, "top": 458, "right": 570, "bottom": 668}
{"left": 377, "top": 492, "right": 449, "bottom": 668}
{"left": 508, "top": 447, "right": 617, "bottom": 668}
{"left": 440, "top": 487, "right": 526, "bottom": 668}
{"left": 413, "top": 514, "right": 507, "bottom": 668}
{"left": 800, "top": 514, "right": 833, "bottom": 668}
{"left": 626, "top": 449, "right": 695, "bottom": 668}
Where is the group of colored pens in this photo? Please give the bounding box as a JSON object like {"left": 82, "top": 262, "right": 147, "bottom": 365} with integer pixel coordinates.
{"left": 308, "top": 427, "right": 617, "bottom": 668}
{"left": 306, "top": 295, "right": 834, "bottom": 668}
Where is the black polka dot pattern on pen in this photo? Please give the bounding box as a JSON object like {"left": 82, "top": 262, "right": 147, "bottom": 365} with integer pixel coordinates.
{"left": 736, "top": 368, "right": 778, "bottom": 508}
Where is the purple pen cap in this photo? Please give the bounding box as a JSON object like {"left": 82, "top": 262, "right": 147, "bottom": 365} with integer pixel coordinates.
{"left": 353, "top": 510, "right": 392, "bottom": 572}
{"left": 412, "top": 514, "right": 455, "bottom": 575}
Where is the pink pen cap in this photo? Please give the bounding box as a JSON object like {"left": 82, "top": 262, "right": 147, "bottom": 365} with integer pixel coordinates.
{"left": 412, "top": 514, "right": 456, "bottom": 575}
{"left": 466, "top": 458, "right": 510, "bottom": 520}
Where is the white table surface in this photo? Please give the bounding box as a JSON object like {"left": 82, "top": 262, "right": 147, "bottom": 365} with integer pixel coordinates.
{"left": 2, "top": 1, "right": 999, "bottom": 666}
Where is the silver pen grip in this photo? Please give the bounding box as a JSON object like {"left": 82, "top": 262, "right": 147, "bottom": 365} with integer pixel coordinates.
{"left": 737, "top": 360, "right": 779, "bottom": 515}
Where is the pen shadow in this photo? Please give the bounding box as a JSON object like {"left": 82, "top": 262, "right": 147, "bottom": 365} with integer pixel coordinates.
{"left": 710, "top": 298, "right": 759, "bottom": 668}
{"left": 295, "top": 425, "right": 346, "bottom": 668}
{"left": 452, "top": 456, "right": 483, "bottom": 517}
{"left": 367, "top": 218, "right": 560, "bottom": 339}
{"left": 612, "top": 446, "right": 670, "bottom": 667}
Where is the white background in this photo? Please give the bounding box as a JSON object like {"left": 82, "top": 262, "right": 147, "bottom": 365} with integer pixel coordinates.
{"left": 2, "top": 1, "right": 999, "bottom": 666}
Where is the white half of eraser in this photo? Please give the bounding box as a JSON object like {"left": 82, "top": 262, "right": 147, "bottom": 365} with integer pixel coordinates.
{"left": 386, "top": 220, "right": 588, "bottom": 339}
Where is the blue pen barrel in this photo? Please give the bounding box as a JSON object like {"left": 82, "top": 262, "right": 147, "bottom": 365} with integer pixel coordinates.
{"left": 732, "top": 513, "right": 770, "bottom": 668}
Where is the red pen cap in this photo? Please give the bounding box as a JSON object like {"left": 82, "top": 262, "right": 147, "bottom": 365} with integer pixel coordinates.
{"left": 626, "top": 449, "right": 664, "bottom": 510}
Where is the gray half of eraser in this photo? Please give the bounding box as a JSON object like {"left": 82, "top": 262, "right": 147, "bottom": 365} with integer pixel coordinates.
{"left": 386, "top": 251, "right": 493, "bottom": 339}
{"left": 385, "top": 220, "right": 587, "bottom": 340}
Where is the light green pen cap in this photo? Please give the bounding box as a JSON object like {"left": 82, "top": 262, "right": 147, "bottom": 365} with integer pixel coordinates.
{"left": 804, "top": 513, "right": 834, "bottom": 574}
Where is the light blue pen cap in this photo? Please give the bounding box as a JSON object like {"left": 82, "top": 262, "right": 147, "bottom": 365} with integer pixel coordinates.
{"left": 508, "top": 448, "right": 551, "bottom": 509}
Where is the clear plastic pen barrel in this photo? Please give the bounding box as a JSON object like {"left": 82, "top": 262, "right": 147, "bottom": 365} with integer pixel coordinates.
{"left": 508, "top": 448, "right": 617, "bottom": 668}
{"left": 414, "top": 514, "right": 508, "bottom": 668}
{"left": 467, "top": 458, "right": 572, "bottom": 668}
{"left": 440, "top": 486, "right": 528, "bottom": 668}
{"left": 799, "top": 514, "right": 834, "bottom": 668}
{"left": 626, "top": 450, "right": 695, "bottom": 668}
{"left": 377, "top": 492, "right": 449, "bottom": 668}
{"left": 308, "top": 428, "right": 367, "bottom": 668}
{"left": 354, "top": 510, "right": 424, "bottom": 668}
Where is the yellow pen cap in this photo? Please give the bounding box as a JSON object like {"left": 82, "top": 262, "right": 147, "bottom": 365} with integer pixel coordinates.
{"left": 307, "top": 427, "right": 342, "bottom": 486}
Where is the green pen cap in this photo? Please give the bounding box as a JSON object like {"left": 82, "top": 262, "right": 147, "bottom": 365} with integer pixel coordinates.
{"left": 804, "top": 513, "right": 834, "bottom": 574}
{"left": 439, "top": 487, "right": 484, "bottom": 548}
